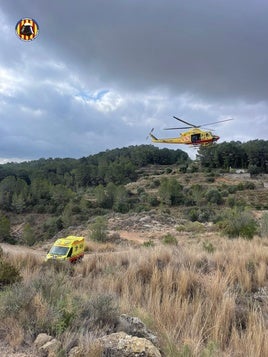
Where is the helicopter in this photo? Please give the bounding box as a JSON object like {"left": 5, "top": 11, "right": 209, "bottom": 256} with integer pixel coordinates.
{"left": 149, "top": 116, "right": 233, "bottom": 146}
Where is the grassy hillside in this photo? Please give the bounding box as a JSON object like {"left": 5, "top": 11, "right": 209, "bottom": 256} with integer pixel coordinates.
{"left": 0, "top": 144, "right": 268, "bottom": 355}
{"left": 1, "top": 235, "right": 268, "bottom": 356}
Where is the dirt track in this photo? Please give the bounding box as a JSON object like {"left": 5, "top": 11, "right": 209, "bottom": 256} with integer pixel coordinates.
{"left": 1, "top": 243, "right": 45, "bottom": 257}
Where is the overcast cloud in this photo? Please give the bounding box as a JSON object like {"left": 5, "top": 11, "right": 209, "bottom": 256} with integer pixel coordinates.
{"left": 0, "top": 0, "right": 268, "bottom": 162}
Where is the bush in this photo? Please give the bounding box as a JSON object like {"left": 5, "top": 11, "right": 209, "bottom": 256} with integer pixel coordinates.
{"left": 176, "top": 221, "right": 205, "bottom": 233}
{"left": 186, "top": 208, "right": 214, "bottom": 223}
{"left": 148, "top": 195, "right": 160, "bottom": 207}
{"left": 90, "top": 216, "right": 108, "bottom": 242}
{"left": 165, "top": 167, "right": 172, "bottom": 174}
{"left": 227, "top": 185, "right": 238, "bottom": 194}
{"left": 162, "top": 234, "right": 177, "bottom": 246}
{"left": 78, "top": 294, "right": 119, "bottom": 329}
{"left": 218, "top": 208, "right": 257, "bottom": 239}
{"left": 0, "top": 213, "right": 11, "bottom": 242}
{"left": 244, "top": 181, "right": 256, "bottom": 190}
{"left": 159, "top": 178, "right": 184, "bottom": 206}
{"left": 22, "top": 223, "right": 35, "bottom": 246}
{"left": 202, "top": 241, "right": 215, "bottom": 254}
{"left": 259, "top": 212, "right": 268, "bottom": 238}
{"left": 43, "top": 217, "right": 63, "bottom": 238}
{"left": 143, "top": 240, "right": 155, "bottom": 247}
{"left": 0, "top": 259, "right": 22, "bottom": 287}
{"left": 205, "top": 189, "right": 223, "bottom": 205}
{"left": 0, "top": 271, "right": 76, "bottom": 338}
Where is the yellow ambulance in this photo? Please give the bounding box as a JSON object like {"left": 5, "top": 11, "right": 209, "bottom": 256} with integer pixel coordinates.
{"left": 46, "top": 236, "right": 84, "bottom": 263}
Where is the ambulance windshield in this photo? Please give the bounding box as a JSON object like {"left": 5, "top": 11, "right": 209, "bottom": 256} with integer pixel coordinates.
{"left": 49, "top": 246, "right": 69, "bottom": 256}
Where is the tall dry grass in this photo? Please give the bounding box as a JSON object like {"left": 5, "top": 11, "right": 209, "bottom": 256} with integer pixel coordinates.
{"left": 0, "top": 236, "right": 267, "bottom": 356}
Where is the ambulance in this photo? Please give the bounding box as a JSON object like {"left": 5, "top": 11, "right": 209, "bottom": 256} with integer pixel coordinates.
{"left": 46, "top": 236, "right": 85, "bottom": 263}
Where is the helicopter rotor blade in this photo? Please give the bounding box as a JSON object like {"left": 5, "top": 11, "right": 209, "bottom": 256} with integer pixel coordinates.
{"left": 173, "top": 116, "right": 197, "bottom": 128}
{"left": 198, "top": 118, "right": 233, "bottom": 127}
{"left": 164, "top": 126, "right": 192, "bottom": 130}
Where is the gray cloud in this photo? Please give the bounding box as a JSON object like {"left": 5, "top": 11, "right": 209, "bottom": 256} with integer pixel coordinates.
{"left": 0, "top": 1, "right": 267, "bottom": 161}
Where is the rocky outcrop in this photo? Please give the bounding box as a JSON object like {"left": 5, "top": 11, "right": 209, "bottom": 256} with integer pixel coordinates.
{"left": 34, "top": 333, "right": 61, "bottom": 357}
{"left": 99, "top": 331, "right": 161, "bottom": 357}
{"left": 116, "top": 314, "right": 159, "bottom": 346}
{"left": 35, "top": 314, "right": 162, "bottom": 357}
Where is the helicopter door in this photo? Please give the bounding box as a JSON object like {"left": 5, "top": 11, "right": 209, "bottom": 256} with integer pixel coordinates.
{"left": 191, "top": 134, "right": 201, "bottom": 143}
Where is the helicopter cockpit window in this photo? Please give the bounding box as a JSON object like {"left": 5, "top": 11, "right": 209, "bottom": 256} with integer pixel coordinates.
{"left": 191, "top": 134, "right": 201, "bottom": 143}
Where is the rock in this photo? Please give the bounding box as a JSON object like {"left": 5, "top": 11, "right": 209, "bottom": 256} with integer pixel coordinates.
{"left": 68, "top": 346, "right": 85, "bottom": 357}
{"left": 116, "top": 314, "right": 159, "bottom": 346}
{"left": 39, "top": 338, "right": 61, "bottom": 357}
{"left": 99, "top": 331, "right": 162, "bottom": 357}
{"left": 34, "top": 333, "right": 53, "bottom": 350}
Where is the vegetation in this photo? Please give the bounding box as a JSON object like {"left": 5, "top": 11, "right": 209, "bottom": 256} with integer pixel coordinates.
{"left": 198, "top": 140, "right": 268, "bottom": 173}
{"left": 0, "top": 141, "right": 267, "bottom": 243}
{"left": 0, "top": 142, "right": 267, "bottom": 355}
{"left": 90, "top": 216, "right": 108, "bottom": 242}
{"left": 0, "top": 239, "right": 267, "bottom": 356}
{"left": 218, "top": 208, "right": 258, "bottom": 240}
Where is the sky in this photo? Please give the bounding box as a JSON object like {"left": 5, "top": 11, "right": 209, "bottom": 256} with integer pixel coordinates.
{"left": 0, "top": 0, "right": 268, "bottom": 163}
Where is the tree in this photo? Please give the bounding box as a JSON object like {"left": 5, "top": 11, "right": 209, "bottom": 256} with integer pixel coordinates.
{"left": 95, "top": 184, "right": 113, "bottom": 209}
{"left": 159, "top": 178, "right": 184, "bottom": 206}
{"left": 0, "top": 213, "right": 10, "bottom": 242}
{"left": 113, "top": 186, "right": 130, "bottom": 213}
{"left": 90, "top": 216, "right": 108, "bottom": 242}
{"left": 22, "top": 223, "right": 35, "bottom": 246}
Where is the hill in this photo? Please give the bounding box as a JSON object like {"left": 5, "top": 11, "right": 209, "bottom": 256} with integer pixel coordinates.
{"left": 0, "top": 141, "right": 267, "bottom": 244}
{"left": 0, "top": 142, "right": 268, "bottom": 356}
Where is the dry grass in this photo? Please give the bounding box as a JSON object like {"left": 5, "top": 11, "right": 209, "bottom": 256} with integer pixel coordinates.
{"left": 0, "top": 236, "right": 268, "bottom": 356}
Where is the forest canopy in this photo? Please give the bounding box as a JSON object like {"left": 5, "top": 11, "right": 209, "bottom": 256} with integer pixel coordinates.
{"left": 197, "top": 140, "right": 268, "bottom": 174}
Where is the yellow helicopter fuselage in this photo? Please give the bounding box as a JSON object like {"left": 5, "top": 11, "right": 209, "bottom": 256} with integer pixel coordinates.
{"left": 150, "top": 128, "right": 219, "bottom": 146}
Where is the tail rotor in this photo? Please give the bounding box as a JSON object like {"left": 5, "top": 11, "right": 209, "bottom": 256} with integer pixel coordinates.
{"left": 146, "top": 128, "right": 154, "bottom": 140}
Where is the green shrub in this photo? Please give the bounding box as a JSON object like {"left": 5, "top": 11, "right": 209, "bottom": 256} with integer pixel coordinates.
{"left": 78, "top": 294, "right": 119, "bottom": 329}
{"left": 22, "top": 223, "right": 35, "bottom": 246}
{"left": 0, "top": 213, "right": 11, "bottom": 242}
{"left": 176, "top": 225, "right": 185, "bottom": 232}
{"left": 236, "top": 183, "right": 245, "bottom": 191}
{"left": 158, "top": 178, "right": 184, "bottom": 206}
{"left": 244, "top": 181, "right": 255, "bottom": 190}
{"left": 206, "top": 177, "right": 215, "bottom": 183}
{"left": 0, "top": 271, "right": 76, "bottom": 337}
{"left": 148, "top": 195, "right": 160, "bottom": 207}
{"left": 0, "top": 283, "right": 33, "bottom": 317}
{"left": 176, "top": 221, "right": 205, "bottom": 233}
{"left": 259, "top": 212, "right": 268, "bottom": 238}
{"left": 218, "top": 208, "right": 257, "bottom": 239}
{"left": 152, "top": 179, "right": 160, "bottom": 187}
{"left": 162, "top": 233, "right": 177, "bottom": 246}
{"left": 0, "top": 259, "right": 22, "bottom": 287}
{"left": 205, "top": 189, "right": 223, "bottom": 205}
{"left": 43, "top": 217, "right": 63, "bottom": 238}
{"left": 90, "top": 216, "right": 108, "bottom": 242}
{"left": 186, "top": 208, "right": 214, "bottom": 223}
{"left": 178, "top": 165, "right": 187, "bottom": 173}
{"left": 228, "top": 185, "right": 238, "bottom": 194}
{"left": 165, "top": 167, "right": 172, "bottom": 174}
{"left": 188, "top": 208, "right": 199, "bottom": 222}
{"left": 143, "top": 240, "right": 155, "bottom": 247}
{"left": 227, "top": 196, "right": 236, "bottom": 208}
{"left": 202, "top": 241, "right": 215, "bottom": 254}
